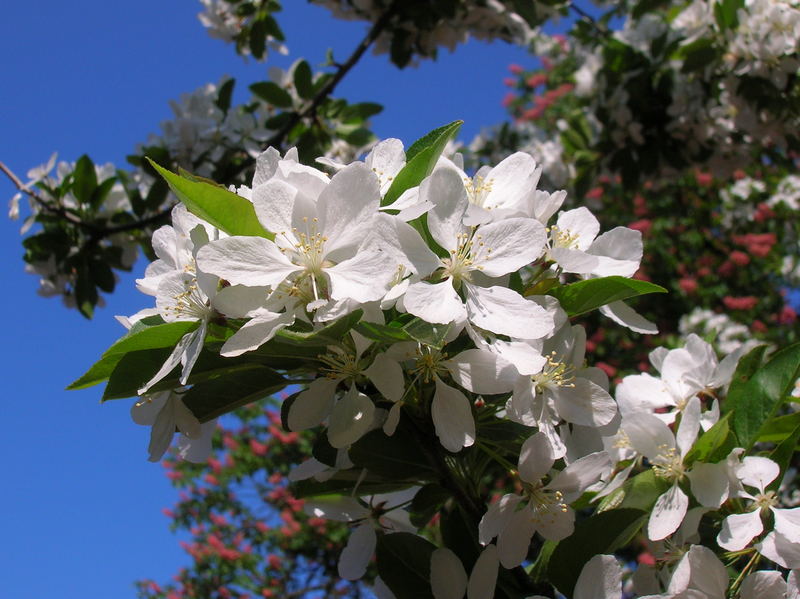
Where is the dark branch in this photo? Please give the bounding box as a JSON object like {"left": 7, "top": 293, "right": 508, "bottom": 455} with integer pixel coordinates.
{"left": 263, "top": 1, "right": 399, "bottom": 150}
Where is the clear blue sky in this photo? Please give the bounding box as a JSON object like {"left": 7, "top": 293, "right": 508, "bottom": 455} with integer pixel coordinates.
{"left": 0, "top": 2, "right": 538, "bottom": 597}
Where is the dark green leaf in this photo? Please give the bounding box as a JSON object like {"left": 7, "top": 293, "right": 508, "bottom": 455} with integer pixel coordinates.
{"left": 757, "top": 411, "right": 800, "bottom": 443}
{"left": 349, "top": 424, "right": 436, "bottom": 480}
{"left": 597, "top": 469, "right": 669, "bottom": 513}
{"left": 547, "top": 509, "right": 648, "bottom": 598}
{"left": 216, "top": 78, "right": 235, "bottom": 112}
{"left": 722, "top": 344, "right": 769, "bottom": 414}
{"left": 547, "top": 276, "right": 667, "bottom": 317}
{"left": 276, "top": 310, "right": 363, "bottom": 347}
{"left": 684, "top": 413, "right": 734, "bottom": 465}
{"left": 68, "top": 321, "right": 199, "bottom": 390}
{"left": 730, "top": 342, "right": 800, "bottom": 448}
{"left": 181, "top": 365, "right": 287, "bottom": 422}
{"left": 293, "top": 475, "right": 413, "bottom": 499}
{"left": 767, "top": 421, "right": 800, "bottom": 492}
{"left": 409, "top": 484, "right": 450, "bottom": 527}
{"left": 382, "top": 121, "right": 463, "bottom": 206}
{"left": 353, "top": 321, "right": 413, "bottom": 344}
{"left": 376, "top": 533, "right": 436, "bottom": 599}
{"left": 402, "top": 319, "right": 451, "bottom": 350}
{"left": 72, "top": 155, "right": 98, "bottom": 205}
{"left": 147, "top": 160, "right": 272, "bottom": 239}
{"left": 250, "top": 81, "right": 293, "bottom": 108}
{"left": 292, "top": 60, "right": 315, "bottom": 100}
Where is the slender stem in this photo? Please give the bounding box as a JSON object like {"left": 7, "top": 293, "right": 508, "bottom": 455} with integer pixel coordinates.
{"left": 263, "top": 1, "right": 399, "bottom": 151}
{"left": 1, "top": 159, "right": 171, "bottom": 239}
{"left": 568, "top": 1, "right": 608, "bottom": 36}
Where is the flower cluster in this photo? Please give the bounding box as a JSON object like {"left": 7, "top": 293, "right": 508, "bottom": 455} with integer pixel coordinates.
{"left": 77, "top": 125, "right": 800, "bottom": 598}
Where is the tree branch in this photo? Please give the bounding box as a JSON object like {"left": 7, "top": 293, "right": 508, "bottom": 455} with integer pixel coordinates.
{"left": 263, "top": 0, "right": 399, "bottom": 150}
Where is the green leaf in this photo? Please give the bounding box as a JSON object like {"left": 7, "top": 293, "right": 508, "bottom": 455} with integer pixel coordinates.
{"left": 181, "top": 365, "right": 287, "bottom": 422}
{"left": 597, "top": 469, "right": 669, "bottom": 513}
{"left": 353, "top": 321, "right": 413, "bottom": 344}
{"left": 722, "top": 344, "right": 769, "bottom": 414}
{"left": 757, "top": 411, "right": 800, "bottom": 443}
{"left": 376, "top": 533, "right": 436, "bottom": 599}
{"left": 147, "top": 160, "right": 272, "bottom": 239}
{"left": 72, "top": 154, "right": 98, "bottom": 205}
{"left": 382, "top": 120, "right": 463, "bottom": 206}
{"left": 767, "top": 421, "right": 800, "bottom": 492}
{"left": 547, "top": 509, "right": 647, "bottom": 598}
{"left": 292, "top": 475, "right": 413, "bottom": 499}
{"left": 546, "top": 276, "right": 667, "bottom": 317}
{"left": 402, "top": 319, "right": 451, "bottom": 350}
{"left": 729, "top": 342, "right": 800, "bottom": 448}
{"left": 102, "top": 348, "right": 260, "bottom": 401}
{"left": 684, "top": 413, "right": 734, "bottom": 465}
{"left": 292, "top": 60, "right": 315, "bottom": 100}
{"left": 215, "top": 77, "right": 235, "bottom": 112}
{"left": 276, "top": 310, "right": 363, "bottom": 347}
{"left": 349, "top": 423, "right": 436, "bottom": 480}
{"left": 68, "top": 321, "right": 199, "bottom": 390}
{"left": 409, "top": 484, "right": 450, "bottom": 528}
{"left": 250, "top": 81, "right": 293, "bottom": 108}
{"left": 680, "top": 38, "right": 718, "bottom": 73}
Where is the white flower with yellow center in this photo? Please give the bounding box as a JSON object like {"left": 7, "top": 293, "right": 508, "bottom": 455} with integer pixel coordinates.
{"left": 197, "top": 162, "right": 397, "bottom": 313}
{"left": 717, "top": 456, "right": 800, "bottom": 554}
{"left": 478, "top": 431, "right": 610, "bottom": 568}
{"left": 403, "top": 167, "right": 554, "bottom": 340}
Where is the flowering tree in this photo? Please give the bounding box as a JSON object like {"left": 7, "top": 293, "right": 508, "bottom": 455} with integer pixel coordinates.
{"left": 6, "top": 1, "right": 800, "bottom": 598}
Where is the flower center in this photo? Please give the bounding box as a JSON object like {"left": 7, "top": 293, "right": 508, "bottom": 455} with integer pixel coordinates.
{"left": 412, "top": 347, "right": 447, "bottom": 383}
{"left": 166, "top": 278, "right": 212, "bottom": 320}
{"left": 524, "top": 482, "right": 568, "bottom": 514}
{"left": 753, "top": 491, "right": 779, "bottom": 512}
{"left": 547, "top": 225, "right": 580, "bottom": 250}
{"left": 464, "top": 175, "right": 494, "bottom": 209}
{"left": 530, "top": 352, "right": 576, "bottom": 392}
{"left": 319, "top": 348, "right": 361, "bottom": 381}
{"left": 651, "top": 445, "right": 685, "bottom": 482}
{"left": 441, "top": 230, "right": 491, "bottom": 282}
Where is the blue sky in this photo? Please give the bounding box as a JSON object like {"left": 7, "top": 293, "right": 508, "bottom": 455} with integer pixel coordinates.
{"left": 0, "top": 2, "right": 537, "bottom": 597}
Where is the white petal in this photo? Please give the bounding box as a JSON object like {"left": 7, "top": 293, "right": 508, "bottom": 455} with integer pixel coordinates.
{"left": 328, "top": 388, "right": 376, "bottom": 448}
{"left": 212, "top": 284, "right": 270, "bottom": 318}
{"left": 675, "top": 545, "right": 728, "bottom": 598}
{"left": 741, "top": 571, "right": 786, "bottom": 599}
{"left": 220, "top": 310, "right": 294, "bottom": 356}
{"left": 465, "top": 284, "right": 554, "bottom": 339}
{"left": 467, "top": 544, "right": 499, "bottom": 599}
{"left": 497, "top": 507, "right": 537, "bottom": 568}
{"left": 179, "top": 323, "right": 207, "bottom": 385}
{"left": 556, "top": 208, "right": 599, "bottom": 250}
{"left": 574, "top": 555, "right": 622, "bottom": 599}
{"left": 430, "top": 548, "right": 468, "bottom": 599}
{"left": 622, "top": 412, "right": 676, "bottom": 460}
{"left": 738, "top": 456, "right": 779, "bottom": 492}
{"left": 550, "top": 247, "right": 599, "bottom": 274}
{"left": 518, "top": 432, "right": 555, "bottom": 484}
{"left": 687, "top": 461, "right": 730, "bottom": 508}
{"left": 147, "top": 400, "right": 176, "bottom": 462}
{"left": 326, "top": 248, "right": 395, "bottom": 303}
{"left": 172, "top": 394, "right": 202, "bottom": 439}
{"left": 648, "top": 484, "right": 688, "bottom": 541}
{"left": 338, "top": 523, "right": 377, "bottom": 580}
{"left": 478, "top": 493, "right": 523, "bottom": 545}
{"left": 757, "top": 531, "right": 800, "bottom": 569}
{"left": 444, "top": 349, "right": 518, "bottom": 395}
{"left": 475, "top": 218, "right": 546, "bottom": 276}
{"left": 252, "top": 178, "right": 296, "bottom": 235}
{"left": 373, "top": 212, "right": 440, "bottom": 277}
{"left": 131, "top": 392, "right": 169, "bottom": 426}
{"left": 553, "top": 378, "right": 617, "bottom": 427}
{"left": 773, "top": 507, "right": 800, "bottom": 542}
{"left": 676, "top": 396, "right": 701, "bottom": 457}
{"left": 483, "top": 153, "right": 541, "bottom": 209}
{"left": 532, "top": 503, "right": 575, "bottom": 541}
{"left": 365, "top": 354, "right": 405, "bottom": 403}
{"left": 432, "top": 377, "right": 476, "bottom": 452}
{"left": 383, "top": 402, "right": 403, "bottom": 436}
{"left": 318, "top": 163, "right": 380, "bottom": 256}
{"left": 548, "top": 451, "right": 611, "bottom": 503}
{"left": 788, "top": 569, "right": 799, "bottom": 599}
{"left": 490, "top": 340, "right": 547, "bottom": 376}
{"left": 424, "top": 168, "right": 468, "bottom": 253}
{"left": 176, "top": 420, "right": 216, "bottom": 463}
{"left": 587, "top": 227, "right": 642, "bottom": 277}
{"left": 196, "top": 236, "right": 300, "bottom": 288}
{"left": 615, "top": 373, "right": 675, "bottom": 417}
{"left": 287, "top": 377, "right": 338, "bottom": 431}
{"left": 599, "top": 301, "right": 658, "bottom": 334}
{"left": 288, "top": 458, "right": 329, "bottom": 482}
{"left": 405, "top": 279, "right": 466, "bottom": 325}
{"left": 138, "top": 329, "right": 197, "bottom": 394}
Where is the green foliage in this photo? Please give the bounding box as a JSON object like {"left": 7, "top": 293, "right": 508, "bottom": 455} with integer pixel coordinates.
{"left": 376, "top": 533, "right": 436, "bottom": 599}
{"left": 545, "top": 276, "right": 667, "bottom": 317}
{"left": 147, "top": 160, "right": 272, "bottom": 239}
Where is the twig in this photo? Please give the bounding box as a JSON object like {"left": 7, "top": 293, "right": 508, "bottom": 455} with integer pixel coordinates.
{"left": 2, "top": 159, "right": 172, "bottom": 239}
{"left": 263, "top": 1, "right": 399, "bottom": 150}
{"left": 568, "top": 1, "right": 609, "bottom": 36}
